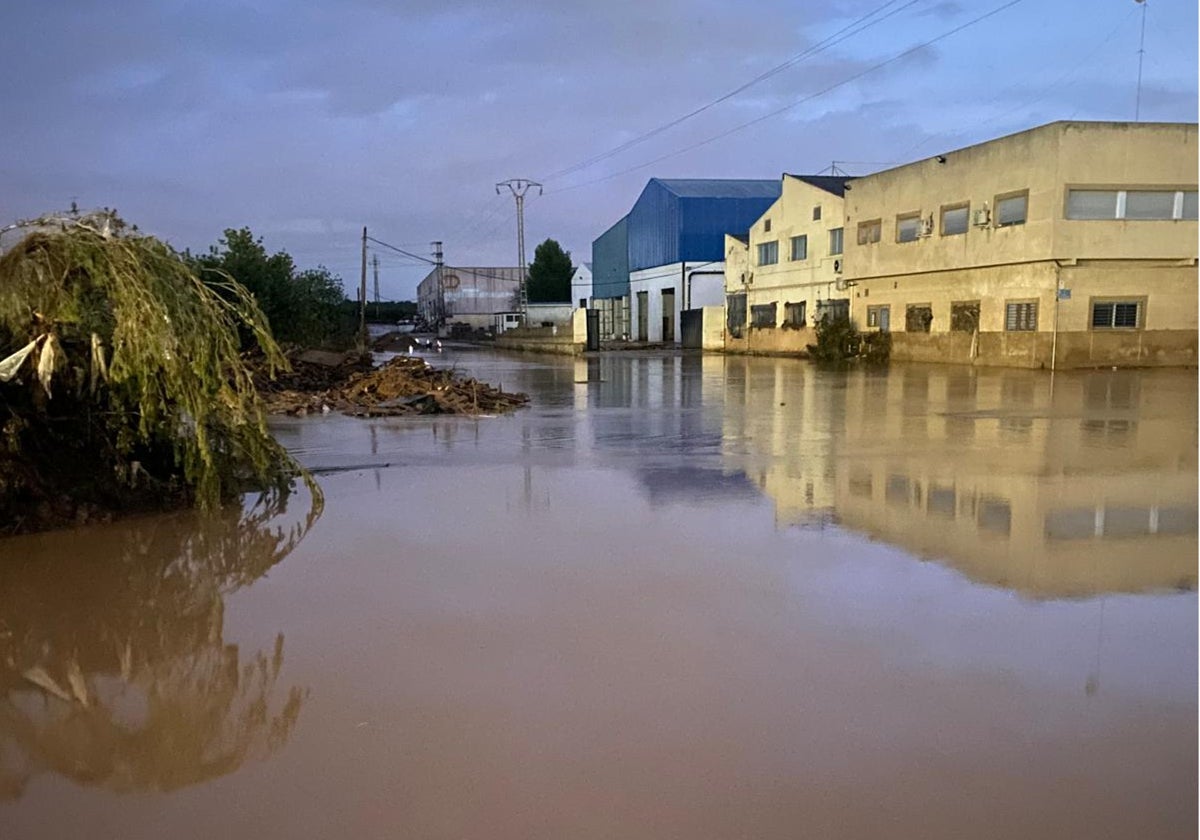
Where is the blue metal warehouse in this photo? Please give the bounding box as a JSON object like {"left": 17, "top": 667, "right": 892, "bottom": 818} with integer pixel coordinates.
{"left": 591, "top": 178, "right": 782, "bottom": 301}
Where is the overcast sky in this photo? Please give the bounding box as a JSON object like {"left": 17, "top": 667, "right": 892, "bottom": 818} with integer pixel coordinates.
{"left": 2, "top": 0, "right": 1196, "bottom": 300}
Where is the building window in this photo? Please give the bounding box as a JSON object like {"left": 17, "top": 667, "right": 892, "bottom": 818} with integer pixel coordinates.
{"left": 866, "top": 305, "right": 890, "bottom": 331}
{"left": 950, "top": 301, "right": 980, "bottom": 332}
{"left": 857, "top": 219, "right": 881, "bottom": 245}
{"left": 905, "top": 304, "right": 933, "bottom": 332}
{"left": 1091, "top": 299, "right": 1142, "bottom": 329}
{"left": 829, "top": 227, "right": 844, "bottom": 255}
{"left": 995, "top": 191, "right": 1028, "bottom": 226}
{"left": 1066, "top": 188, "right": 1199, "bottom": 220}
{"left": 1004, "top": 300, "right": 1037, "bottom": 331}
{"left": 790, "top": 234, "right": 808, "bottom": 261}
{"left": 941, "top": 204, "right": 969, "bottom": 236}
{"left": 812, "top": 205, "right": 822, "bottom": 221}
{"left": 750, "top": 302, "right": 777, "bottom": 328}
{"left": 784, "top": 301, "right": 807, "bottom": 328}
{"left": 756, "top": 241, "right": 778, "bottom": 266}
{"left": 896, "top": 213, "right": 922, "bottom": 243}
{"left": 579, "top": 298, "right": 587, "bottom": 308}
{"left": 763, "top": 218, "right": 772, "bottom": 233}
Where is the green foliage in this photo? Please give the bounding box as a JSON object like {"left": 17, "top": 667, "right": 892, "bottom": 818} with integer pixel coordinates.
{"left": 806, "top": 314, "right": 891, "bottom": 365}
{"left": 0, "top": 211, "right": 311, "bottom": 526}
{"left": 193, "top": 228, "right": 350, "bottom": 348}
{"left": 350, "top": 299, "right": 418, "bottom": 324}
{"left": 526, "top": 239, "right": 573, "bottom": 303}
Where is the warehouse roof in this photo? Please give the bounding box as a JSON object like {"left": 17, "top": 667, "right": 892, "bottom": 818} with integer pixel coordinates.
{"left": 653, "top": 178, "right": 781, "bottom": 198}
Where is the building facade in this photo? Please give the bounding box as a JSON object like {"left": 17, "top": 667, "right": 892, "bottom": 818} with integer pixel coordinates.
{"left": 841, "top": 121, "right": 1198, "bottom": 369}
{"left": 416, "top": 266, "right": 522, "bottom": 330}
{"left": 724, "top": 174, "right": 849, "bottom": 354}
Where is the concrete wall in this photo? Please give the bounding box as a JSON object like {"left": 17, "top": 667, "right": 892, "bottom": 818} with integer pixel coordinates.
{"left": 842, "top": 121, "right": 1198, "bottom": 368}
{"left": 701, "top": 305, "right": 725, "bottom": 351}
{"left": 526, "top": 302, "right": 574, "bottom": 326}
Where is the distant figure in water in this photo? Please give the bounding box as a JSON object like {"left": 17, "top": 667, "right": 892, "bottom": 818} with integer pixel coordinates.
{"left": 407, "top": 345, "right": 414, "bottom": 355}
{"left": 435, "top": 340, "right": 442, "bottom": 352}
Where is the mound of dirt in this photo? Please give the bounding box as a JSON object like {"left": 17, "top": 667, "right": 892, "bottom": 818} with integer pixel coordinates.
{"left": 257, "top": 352, "right": 527, "bottom": 417}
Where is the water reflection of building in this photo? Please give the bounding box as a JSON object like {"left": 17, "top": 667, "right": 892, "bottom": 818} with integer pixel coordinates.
{"left": 0, "top": 500, "right": 316, "bottom": 799}
{"left": 718, "top": 355, "right": 843, "bottom": 528}
{"left": 718, "top": 358, "right": 1197, "bottom": 597}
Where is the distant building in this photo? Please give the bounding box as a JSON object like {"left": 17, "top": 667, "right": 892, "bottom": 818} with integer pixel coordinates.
{"left": 416, "top": 266, "right": 522, "bottom": 329}
{"left": 591, "top": 178, "right": 782, "bottom": 342}
{"left": 724, "top": 174, "right": 849, "bottom": 354}
{"left": 841, "top": 121, "right": 1198, "bottom": 368}
{"left": 570, "top": 262, "right": 593, "bottom": 310}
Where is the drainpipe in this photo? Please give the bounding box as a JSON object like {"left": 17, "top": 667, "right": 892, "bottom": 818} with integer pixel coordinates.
{"left": 1051, "top": 260, "right": 1063, "bottom": 373}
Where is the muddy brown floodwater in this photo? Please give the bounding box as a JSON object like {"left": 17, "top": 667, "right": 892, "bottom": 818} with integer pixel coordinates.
{"left": 0, "top": 348, "right": 1195, "bottom": 839}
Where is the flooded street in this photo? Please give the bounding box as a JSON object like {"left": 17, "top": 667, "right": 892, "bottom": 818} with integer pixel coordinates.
{"left": 1, "top": 349, "right": 1195, "bottom": 839}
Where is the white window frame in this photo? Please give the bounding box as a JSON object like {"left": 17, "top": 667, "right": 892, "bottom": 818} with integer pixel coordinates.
{"left": 1066, "top": 188, "right": 1198, "bottom": 220}
{"left": 790, "top": 234, "right": 808, "bottom": 261}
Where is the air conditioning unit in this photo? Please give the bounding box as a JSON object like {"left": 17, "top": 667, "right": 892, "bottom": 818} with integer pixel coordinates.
{"left": 919, "top": 215, "right": 934, "bottom": 237}
{"left": 973, "top": 206, "right": 991, "bottom": 227}
{"left": 833, "top": 258, "right": 843, "bottom": 274}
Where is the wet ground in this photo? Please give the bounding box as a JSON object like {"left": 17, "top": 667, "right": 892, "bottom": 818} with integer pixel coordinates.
{"left": 0, "top": 348, "right": 1195, "bottom": 839}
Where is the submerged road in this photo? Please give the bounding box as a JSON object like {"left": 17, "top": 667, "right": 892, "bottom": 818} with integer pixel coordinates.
{"left": 0, "top": 347, "right": 1195, "bottom": 839}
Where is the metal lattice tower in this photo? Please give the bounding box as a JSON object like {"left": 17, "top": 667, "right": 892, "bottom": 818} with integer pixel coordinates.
{"left": 496, "top": 179, "right": 542, "bottom": 320}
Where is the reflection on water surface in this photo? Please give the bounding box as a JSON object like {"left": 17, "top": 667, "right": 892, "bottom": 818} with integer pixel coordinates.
{"left": 1, "top": 349, "right": 1194, "bottom": 839}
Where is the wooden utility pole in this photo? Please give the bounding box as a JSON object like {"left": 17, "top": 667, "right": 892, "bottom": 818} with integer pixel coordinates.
{"left": 359, "top": 226, "right": 368, "bottom": 350}
{"left": 372, "top": 253, "right": 381, "bottom": 321}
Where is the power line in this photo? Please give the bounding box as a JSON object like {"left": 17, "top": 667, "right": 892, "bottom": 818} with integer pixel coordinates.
{"left": 538, "top": 0, "right": 922, "bottom": 183}
{"left": 543, "top": 0, "right": 1028, "bottom": 197}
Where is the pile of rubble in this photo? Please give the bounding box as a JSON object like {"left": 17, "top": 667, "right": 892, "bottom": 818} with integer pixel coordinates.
{"left": 256, "top": 350, "right": 528, "bottom": 417}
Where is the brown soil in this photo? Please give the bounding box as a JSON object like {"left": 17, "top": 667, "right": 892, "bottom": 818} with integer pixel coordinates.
{"left": 255, "top": 350, "right": 528, "bottom": 417}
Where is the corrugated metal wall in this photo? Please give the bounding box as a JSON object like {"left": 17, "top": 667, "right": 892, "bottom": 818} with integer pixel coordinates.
{"left": 677, "top": 195, "right": 779, "bottom": 266}
{"left": 628, "top": 180, "right": 681, "bottom": 272}
{"left": 591, "top": 215, "right": 629, "bottom": 300}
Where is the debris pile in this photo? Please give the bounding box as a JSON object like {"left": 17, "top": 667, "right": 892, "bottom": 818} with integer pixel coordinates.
{"left": 258, "top": 352, "right": 528, "bottom": 417}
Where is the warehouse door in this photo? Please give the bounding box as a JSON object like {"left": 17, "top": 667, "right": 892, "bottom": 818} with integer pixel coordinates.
{"left": 636, "top": 291, "right": 648, "bottom": 342}
{"left": 661, "top": 289, "right": 675, "bottom": 342}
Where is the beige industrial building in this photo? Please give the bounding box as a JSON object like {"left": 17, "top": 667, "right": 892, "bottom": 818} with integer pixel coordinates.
{"left": 724, "top": 174, "right": 850, "bottom": 354}
{"left": 840, "top": 121, "right": 1198, "bottom": 369}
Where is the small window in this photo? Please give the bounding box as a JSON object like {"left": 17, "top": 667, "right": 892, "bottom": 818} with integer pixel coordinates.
{"left": 763, "top": 218, "right": 772, "bottom": 233}
{"left": 866, "top": 305, "right": 890, "bottom": 331}
{"left": 1067, "top": 189, "right": 1119, "bottom": 219}
{"left": 812, "top": 205, "right": 822, "bottom": 221}
{"left": 756, "top": 241, "right": 778, "bottom": 266}
{"left": 579, "top": 298, "right": 587, "bottom": 308}
{"left": 950, "top": 301, "right": 980, "bottom": 332}
{"left": 784, "top": 301, "right": 807, "bottom": 328}
{"left": 905, "top": 304, "right": 933, "bottom": 332}
{"left": 1091, "top": 299, "right": 1142, "bottom": 329}
{"left": 941, "top": 204, "right": 969, "bottom": 236}
{"left": 790, "top": 234, "right": 807, "bottom": 261}
{"left": 896, "top": 213, "right": 922, "bottom": 243}
{"left": 1125, "top": 190, "right": 1178, "bottom": 220}
{"left": 857, "top": 220, "right": 881, "bottom": 245}
{"left": 1183, "top": 191, "right": 1198, "bottom": 220}
{"left": 1004, "top": 301, "right": 1037, "bottom": 331}
{"left": 829, "top": 227, "right": 844, "bottom": 255}
{"left": 750, "top": 302, "right": 777, "bottom": 328}
{"left": 996, "top": 192, "right": 1028, "bottom": 226}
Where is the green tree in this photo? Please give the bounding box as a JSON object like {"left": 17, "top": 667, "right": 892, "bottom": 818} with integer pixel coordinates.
{"left": 193, "top": 228, "right": 349, "bottom": 348}
{"left": 526, "top": 239, "right": 573, "bottom": 303}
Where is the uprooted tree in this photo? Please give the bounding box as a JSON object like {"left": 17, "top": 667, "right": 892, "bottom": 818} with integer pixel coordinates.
{"left": 0, "top": 210, "right": 310, "bottom": 533}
